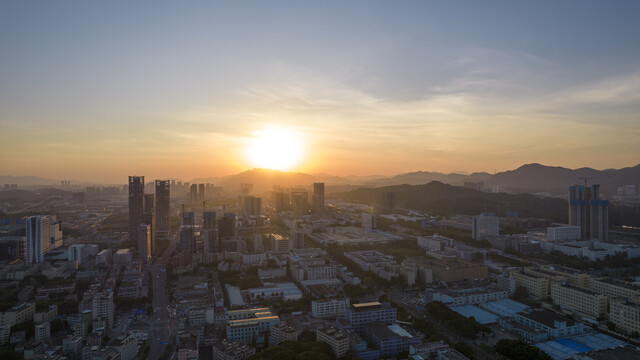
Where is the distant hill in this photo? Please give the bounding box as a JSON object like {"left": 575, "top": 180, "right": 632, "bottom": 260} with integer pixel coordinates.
{"left": 191, "top": 168, "right": 353, "bottom": 195}
{"left": 339, "top": 181, "right": 568, "bottom": 222}
{"left": 365, "top": 171, "right": 491, "bottom": 187}
{"left": 0, "top": 175, "right": 59, "bottom": 186}
{"left": 481, "top": 163, "right": 640, "bottom": 194}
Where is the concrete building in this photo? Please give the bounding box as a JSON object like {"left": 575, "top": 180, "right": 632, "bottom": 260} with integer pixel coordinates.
{"left": 472, "top": 214, "right": 499, "bottom": 241}
{"left": 291, "top": 229, "right": 304, "bottom": 249}
{"left": 610, "top": 297, "right": 640, "bottom": 335}
{"left": 269, "top": 323, "right": 297, "bottom": 346}
{"left": 364, "top": 322, "right": 420, "bottom": 357}
{"left": 346, "top": 302, "right": 396, "bottom": 335}
{"left": 316, "top": 326, "right": 350, "bottom": 359}
{"left": 569, "top": 184, "right": 609, "bottom": 241}
{"left": 212, "top": 339, "right": 256, "bottom": 360}
{"left": 590, "top": 278, "right": 640, "bottom": 300}
{"left": 511, "top": 309, "right": 584, "bottom": 338}
{"left": 25, "top": 215, "right": 51, "bottom": 263}
{"left": 269, "top": 233, "right": 292, "bottom": 252}
{"left": 113, "top": 248, "right": 133, "bottom": 264}
{"left": 550, "top": 283, "right": 607, "bottom": 319}
{"left": 226, "top": 310, "right": 280, "bottom": 343}
{"left": 0, "top": 302, "right": 35, "bottom": 327}
{"left": 312, "top": 182, "right": 325, "bottom": 215}
{"left": 362, "top": 213, "right": 376, "bottom": 233}
{"left": 35, "top": 322, "right": 50, "bottom": 343}
{"left": 547, "top": 226, "right": 580, "bottom": 241}
{"left": 137, "top": 223, "right": 151, "bottom": 262}
{"left": 312, "top": 298, "right": 350, "bottom": 318}
{"left": 155, "top": 180, "right": 171, "bottom": 237}
{"left": 34, "top": 304, "right": 57, "bottom": 324}
{"left": 91, "top": 290, "right": 115, "bottom": 329}
{"left": 179, "top": 225, "right": 195, "bottom": 255}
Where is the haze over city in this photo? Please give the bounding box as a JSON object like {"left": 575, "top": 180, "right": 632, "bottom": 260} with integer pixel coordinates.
{"left": 2, "top": 3, "right": 640, "bottom": 360}
{"left": 1, "top": 1, "right": 639, "bottom": 183}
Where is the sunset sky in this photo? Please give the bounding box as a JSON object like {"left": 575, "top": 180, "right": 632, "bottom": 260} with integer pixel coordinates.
{"left": 1, "top": 1, "right": 639, "bottom": 183}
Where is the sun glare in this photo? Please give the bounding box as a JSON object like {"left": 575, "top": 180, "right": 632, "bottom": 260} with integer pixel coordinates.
{"left": 246, "top": 128, "right": 304, "bottom": 171}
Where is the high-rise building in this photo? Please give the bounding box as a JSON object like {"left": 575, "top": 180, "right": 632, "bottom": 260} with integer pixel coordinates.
{"left": 244, "top": 196, "right": 262, "bottom": 216}
{"left": 472, "top": 215, "right": 499, "bottom": 240}
{"left": 25, "top": 215, "right": 51, "bottom": 264}
{"left": 182, "top": 212, "right": 195, "bottom": 226}
{"left": 274, "top": 192, "right": 290, "bottom": 213}
{"left": 179, "top": 225, "right": 195, "bottom": 255}
{"left": 137, "top": 224, "right": 151, "bottom": 263}
{"left": 198, "top": 183, "right": 205, "bottom": 202}
{"left": 291, "top": 229, "right": 305, "bottom": 249}
{"left": 362, "top": 213, "right": 376, "bottom": 233}
{"left": 190, "top": 184, "right": 198, "bottom": 203}
{"left": 128, "top": 176, "right": 145, "bottom": 244}
{"left": 312, "top": 183, "right": 325, "bottom": 215}
{"left": 291, "top": 189, "right": 308, "bottom": 218}
{"left": 155, "top": 180, "right": 170, "bottom": 237}
{"left": 91, "top": 290, "right": 114, "bottom": 329}
{"left": 143, "top": 193, "right": 155, "bottom": 255}
{"left": 569, "top": 184, "right": 609, "bottom": 241}
{"left": 203, "top": 211, "right": 217, "bottom": 253}
{"left": 218, "top": 213, "right": 236, "bottom": 239}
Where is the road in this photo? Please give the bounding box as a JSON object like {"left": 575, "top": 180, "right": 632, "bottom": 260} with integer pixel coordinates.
{"left": 148, "top": 233, "right": 178, "bottom": 360}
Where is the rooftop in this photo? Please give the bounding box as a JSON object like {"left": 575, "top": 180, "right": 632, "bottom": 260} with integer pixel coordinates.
{"left": 519, "top": 309, "right": 576, "bottom": 328}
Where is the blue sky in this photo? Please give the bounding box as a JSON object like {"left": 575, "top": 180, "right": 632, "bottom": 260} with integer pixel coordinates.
{"left": 1, "top": 1, "right": 639, "bottom": 182}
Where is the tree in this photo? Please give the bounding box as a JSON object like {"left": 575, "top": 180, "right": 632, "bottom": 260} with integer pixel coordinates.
{"left": 494, "top": 339, "right": 551, "bottom": 360}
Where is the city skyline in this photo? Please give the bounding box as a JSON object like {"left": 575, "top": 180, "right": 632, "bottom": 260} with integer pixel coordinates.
{"left": 1, "top": 1, "right": 639, "bottom": 183}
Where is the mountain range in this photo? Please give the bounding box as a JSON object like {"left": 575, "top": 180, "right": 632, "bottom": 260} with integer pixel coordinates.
{"left": 2, "top": 163, "right": 639, "bottom": 195}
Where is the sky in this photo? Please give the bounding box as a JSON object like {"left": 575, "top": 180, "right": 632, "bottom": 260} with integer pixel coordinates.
{"left": 1, "top": 1, "right": 639, "bottom": 183}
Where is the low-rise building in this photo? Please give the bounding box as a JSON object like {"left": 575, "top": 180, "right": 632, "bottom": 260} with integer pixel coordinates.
{"left": 610, "top": 297, "right": 640, "bottom": 335}
{"left": 269, "top": 323, "right": 297, "bottom": 346}
{"left": 510, "top": 309, "right": 584, "bottom": 338}
{"left": 316, "top": 326, "right": 350, "bottom": 359}
{"left": 0, "top": 302, "right": 35, "bottom": 327}
{"left": 34, "top": 322, "right": 50, "bottom": 343}
{"left": 311, "top": 298, "right": 350, "bottom": 318}
{"left": 550, "top": 283, "right": 607, "bottom": 319}
{"left": 364, "top": 322, "right": 420, "bottom": 357}
{"left": 34, "top": 304, "right": 57, "bottom": 324}
{"left": 212, "top": 339, "right": 256, "bottom": 360}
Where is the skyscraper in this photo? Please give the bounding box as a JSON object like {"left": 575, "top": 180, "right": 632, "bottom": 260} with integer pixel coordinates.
{"left": 244, "top": 196, "right": 262, "bottom": 216}
{"left": 143, "top": 193, "right": 155, "bottom": 255}
{"left": 203, "top": 211, "right": 217, "bottom": 253}
{"left": 155, "top": 180, "right": 170, "bottom": 238}
{"left": 137, "top": 223, "right": 151, "bottom": 263}
{"left": 198, "top": 183, "right": 205, "bottom": 202}
{"left": 190, "top": 184, "right": 198, "bottom": 203}
{"left": 312, "top": 183, "right": 325, "bottom": 215}
{"left": 290, "top": 189, "right": 308, "bottom": 218}
{"left": 569, "top": 184, "right": 609, "bottom": 241}
{"left": 128, "top": 176, "right": 145, "bottom": 244}
{"left": 179, "top": 225, "right": 195, "bottom": 255}
{"left": 25, "top": 215, "right": 51, "bottom": 264}
{"left": 182, "top": 212, "right": 195, "bottom": 226}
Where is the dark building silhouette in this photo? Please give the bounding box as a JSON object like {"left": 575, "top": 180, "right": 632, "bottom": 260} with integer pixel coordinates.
{"left": 137, "top": 223, "right": 151, "bottom": 262}
{"left": 291, "top": 189, "right": 308, "bottom": 218}
{"left": 203, "top": 211, "right": 217, "bottom": 253}
{"left": 569, "top": 184, "right": 609, "bottom": 241}
{"left": 155, "top": 180, "right": 170, "bottom": 238}
{"left": 198, "top": 183, "right": 205, "bottom": 202}
{"left": 244, "top": 196, "right": 262, "bottom": 216}
{"left": 274, "top": 192, "right": 290, "bottom": 213}
{"left": 143, "top": 193, "right": 155, "bottom": 255}
{"left": 312, "top": 182, "right": 325, "bottom": 215}
{"left": 182, "top": 212, "right": 195, "bottom": 226}
{"left": 179, "top": 225, "right": 195, "bottom": 255}
{"left": 128, "top": 176, "right": 144, "bottom": 244}
{"left": 190, "top": 184, "right": 198, "bottom": 203}
{"left": 218, "top": 213, "right": 236, "bottom": 239}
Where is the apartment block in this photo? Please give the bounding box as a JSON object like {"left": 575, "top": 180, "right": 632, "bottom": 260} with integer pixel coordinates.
{"left": 312, "top": 298, "right": 350, "bottom": 318}
{"left": 550, "top": 283, "right": 607, "bottom": 319}
{"left": 610, "top": 297, "right": 640, "bottom": 335}
{"left": 316, "top": 327, "right": 350, "bottom": 359}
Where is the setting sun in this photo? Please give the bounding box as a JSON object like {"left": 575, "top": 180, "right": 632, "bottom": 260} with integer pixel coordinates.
{"left": 246, "top": 128, "right": 304, "bottom": 171}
